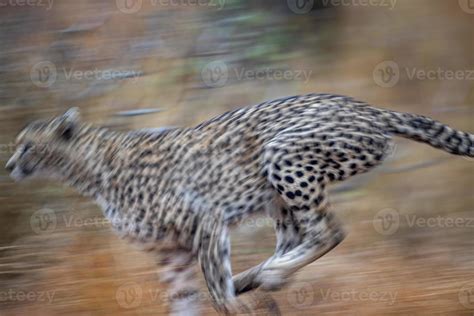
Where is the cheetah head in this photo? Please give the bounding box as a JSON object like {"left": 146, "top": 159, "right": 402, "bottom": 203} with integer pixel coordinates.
{"left": 6, "top": 108, "right": 84, "bottom": 181}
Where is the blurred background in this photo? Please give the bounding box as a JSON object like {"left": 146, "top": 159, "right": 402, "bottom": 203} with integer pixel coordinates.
{"left": 0, "top": 0, "right": 473, "bottom": 315}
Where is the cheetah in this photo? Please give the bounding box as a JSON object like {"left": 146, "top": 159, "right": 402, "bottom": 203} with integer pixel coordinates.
{"left": 6, "top": 94, "right": 474, "bottom": 315}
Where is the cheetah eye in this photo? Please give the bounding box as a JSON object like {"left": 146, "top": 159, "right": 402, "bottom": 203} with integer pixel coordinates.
{"left": 60, "top": 125, "right": 74, "bottom": 141}
{"left": 19, "top": 141, "right": 33, "bottom": 158}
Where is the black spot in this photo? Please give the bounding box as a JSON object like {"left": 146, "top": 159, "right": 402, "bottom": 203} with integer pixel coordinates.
{"left": 284, "top": 176, "right": 295, "bottom": 184}
{"left": 272, "top": 174, "right": 282, "bottom": 181}
{"left": 295, "top": 171, "right": 304, "bottom": 177}
{"left": 286, "top": 192, "right": 295, "bottom": 199}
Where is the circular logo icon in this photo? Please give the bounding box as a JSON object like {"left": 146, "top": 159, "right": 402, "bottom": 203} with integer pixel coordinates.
{"left": 373, "top": 60, "right": 400, "bottom": 88}
{"left": 459, "top": 281, "right": 474, "bottom": 309}
{"left": 30, "top": 61, "right": 57, "bottom": 88}
{"left": 116, "top": 282, "right": 143, "bottom": 309}
{"left": 116, "top": 0, "right": 142, "bottom": 14}
{"left": 30, "top": 208, "right": 57, "bottom": 234}
{"left": 201, "top": 60, "right": 228, "bottom": 88}
{"left": 373, "top": 208, "right": 400, "bottom": 236}
{"left": 459, "top": 0, "right": 474, "bottom": 14}
{"left": 287, "top": 282, "right": 314, "bottom": 309}
{"left": 287, "top": 0, "right": 314, "bottom": 14}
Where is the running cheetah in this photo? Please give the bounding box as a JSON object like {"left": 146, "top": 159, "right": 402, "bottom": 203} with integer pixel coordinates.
{"left": 6, "top": 94, "right": 474, "bottom": 315}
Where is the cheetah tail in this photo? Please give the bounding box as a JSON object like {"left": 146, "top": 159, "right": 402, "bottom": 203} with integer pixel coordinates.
{"left": 375, "top": 109, "right": 474, "bottom": 157}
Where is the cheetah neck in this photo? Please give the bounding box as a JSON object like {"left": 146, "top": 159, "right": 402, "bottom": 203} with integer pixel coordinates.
{"left": 60, "top": 126, "right": 176, "bottom": 223}
{"left": 60, "top": 127, "right": 130, "bottom": 200}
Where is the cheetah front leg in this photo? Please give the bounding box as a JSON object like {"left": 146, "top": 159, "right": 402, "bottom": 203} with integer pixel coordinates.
{"left": 156, "top": 248, "right": 201, "bottom": 316}
{"left": 197, "top": 214, "right": 239, "bottom": 314}
{"left": 198, "top": 214, "right": 280, "bottom": 314}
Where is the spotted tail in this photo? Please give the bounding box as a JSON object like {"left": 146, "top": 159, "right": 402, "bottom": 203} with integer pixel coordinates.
{"left": 374, "top": 108, "right": 474, "bottom": 157}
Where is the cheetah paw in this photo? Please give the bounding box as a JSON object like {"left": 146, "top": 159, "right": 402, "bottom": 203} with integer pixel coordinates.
{"left": 257, "top": 268, "right": 292, "bottom": 291}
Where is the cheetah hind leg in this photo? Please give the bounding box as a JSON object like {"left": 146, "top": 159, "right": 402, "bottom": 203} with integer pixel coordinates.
{"left": 233, "top": 200, "right": 303, "bottom": 295}
{"left": 232, "top": 198, "right": 344, "bottom": 294}
{"left": 250, "top": 125, "right": 393, "bottom": 289}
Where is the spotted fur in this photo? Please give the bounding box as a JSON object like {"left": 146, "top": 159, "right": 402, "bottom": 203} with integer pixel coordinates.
{"left": 6, "top": 94, "right": 474, "bottom": 314}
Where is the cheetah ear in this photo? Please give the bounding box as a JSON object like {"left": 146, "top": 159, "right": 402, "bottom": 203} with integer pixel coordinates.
{"left": 62, "top": 107, "right": 81, "bottom": 123}
{"left": 58, "top": 107, "right": 80, "bottom": 140}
